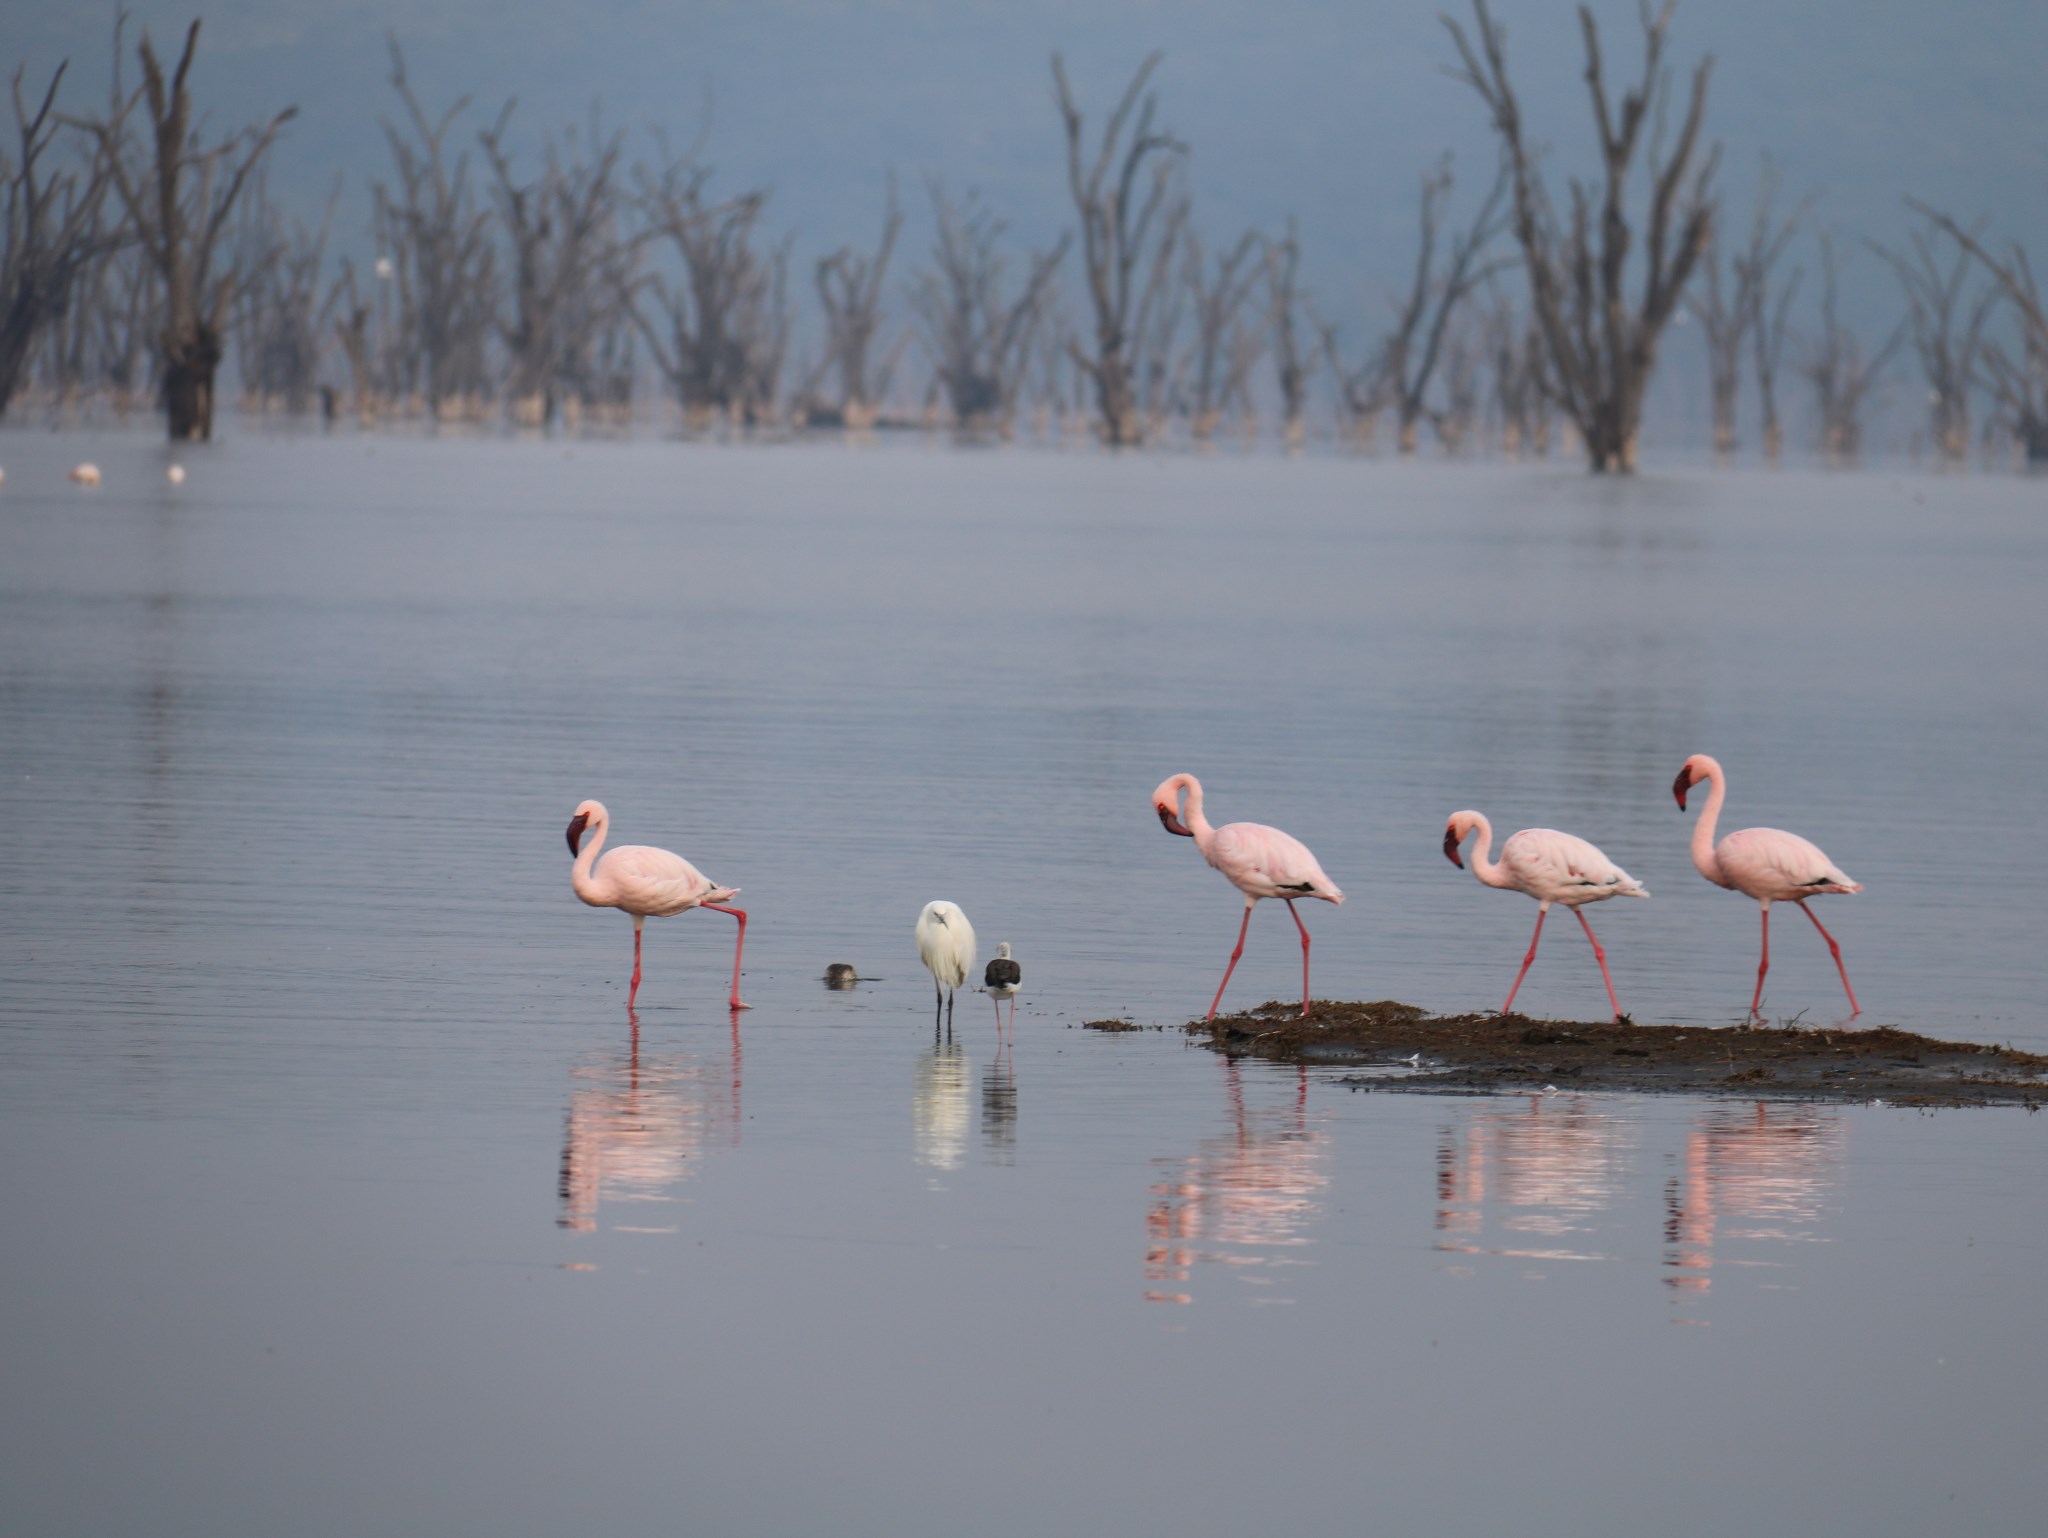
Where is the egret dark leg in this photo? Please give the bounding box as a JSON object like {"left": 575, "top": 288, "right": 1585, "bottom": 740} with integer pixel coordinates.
{"left": 703, "top": 903, "right": 749, "bottom": 1010}
{"left": 1749, "top": 904, "right": 1772, "bottom": 1022}
{"left": 1285, "top": 898, "right": 1312, "bottom": 1017}
{"left": 1571, "top": 907, "right": 1624, "bottom": 1021}
{"left": 934, "top": 980, "right": 944, "bottom": 1034}
{"left": 1796, "top": 900, "right": 1860, "bottom": 1016}
{"left": 1207, "top": 902, "right": 1256, "bottom": 1021}
{"left": 1502, "top": 908, "right": 1547, "bottom": 1014}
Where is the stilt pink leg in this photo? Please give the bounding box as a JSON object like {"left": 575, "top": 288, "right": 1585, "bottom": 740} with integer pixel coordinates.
{"left": 1795, "top": 900, "right": 1860, "bottom": 1016}
{"left": 1285, "top": 898, "right": 1312, "bottom": 1018}
{"left": 1009, "top": 997, "right": 1017, "bottom": 1034}
{"left": 705, "top": 903, "right": 749, "bottom": 1010}
{"left": 1571, "top": 907, "right": 1624, "bottom": 1021}
{"left": 1749, "top": 904, "right": 1772, "bottom": 1020}
{"left": 1501, "top": 907, "right": 1547, "bottom": 1014}
{"left": 992, "top": 995, "right": 1003, "bottom": 1034}
{"left": 629, "top": 924, "right": 643, "bottom": 1009}
{"left": 1207, "top": 902, "right": 1256, "bottom": 1021}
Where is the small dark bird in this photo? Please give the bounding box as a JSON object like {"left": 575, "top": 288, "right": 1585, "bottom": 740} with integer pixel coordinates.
{"left": 984, "top": 942, "right": 1022, "bottom": 1035}
{"left": 823, "top": 963, "right": 860, "bottom": 989}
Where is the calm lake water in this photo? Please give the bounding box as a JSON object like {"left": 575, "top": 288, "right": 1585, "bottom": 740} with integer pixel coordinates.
{"left": 2, "top": 428, "right": 2044, "bottom": 1535}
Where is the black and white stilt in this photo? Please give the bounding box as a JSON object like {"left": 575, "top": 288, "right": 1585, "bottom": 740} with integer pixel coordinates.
{"left": 984, "top": 942, "right": 1022, "bottom": 1037}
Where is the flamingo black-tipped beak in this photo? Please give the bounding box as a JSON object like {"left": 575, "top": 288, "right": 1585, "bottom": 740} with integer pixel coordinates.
{"left": 1671, "top": 766, "right": 1693, "bottom": 811}
{"left": 1443, "top": 826, "right": 1465, "bottom": 868}
{"left": 566, "top": 811, "right": 589, "bottom": 855}
{"left": 1156, "top": 805, "right": 1194, "bottom": 837}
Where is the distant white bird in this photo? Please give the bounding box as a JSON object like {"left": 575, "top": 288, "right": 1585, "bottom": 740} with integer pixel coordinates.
{"left": 1444, "top": 810, "right": 1648, "bottom": 1021}
{"left": 915, "top": 901, "right": 976, "bottom": 1033}
{"left": 69, "top": 463, "right": 100, "bottom": 487}
{"left": 166, "top": 464, "right": 186, "bottom": 485}
{"left": 984, "top": 942, "right": 1022, "bottom": 1035}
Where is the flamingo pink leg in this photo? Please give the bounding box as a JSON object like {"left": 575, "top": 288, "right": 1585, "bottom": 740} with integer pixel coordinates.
{"left": 1795, "top": 900, "right": 1860, "bottom": 1015}
{"left": 704, "top": 903, "right": 750, "bottom": 1010}
{"left": 1285, "top": 898, "right": 1312, "bottom": 1017}
{"left": 1207, "top": 903, "right": 1256, "bottom": 1021}
{"left": 1571, "top": 907, "right": 1624, "bottom": 1021}
{"left": 1501, "top": 907, "right": 1547, "bottom": 1015}
{"left": 629, "top": 926, "right": 644, "bottom": 1009}
{"left": 1750, "top": 905, "right": 1772, "bottom": 1020}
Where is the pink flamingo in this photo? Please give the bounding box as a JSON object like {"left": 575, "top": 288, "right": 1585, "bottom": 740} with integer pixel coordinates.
{"left": 565, "top": 800, "right": 749, "bottom": 1011}
{"left": 1673, "top": 754, "right": 1862, "bottom": 1020}
{"left": 1151, "top": 773, "right": 1345, "bottom": 1020}
{"left": 1443, "top": 811, "right": 1648, "bottom": 1021}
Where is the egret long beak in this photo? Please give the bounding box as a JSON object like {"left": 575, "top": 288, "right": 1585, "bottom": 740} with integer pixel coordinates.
{"left": 1671, "top": 766, "right": 1693, "bottom": 811}
{"left": 1156, "top": 805, "right": 1194, "bottom": 837}
{"left": 1443, "top": 826, "right": 1464, "bottom": 868}
{"left": 566, "top": 811, "right": 589, "bottom": 855}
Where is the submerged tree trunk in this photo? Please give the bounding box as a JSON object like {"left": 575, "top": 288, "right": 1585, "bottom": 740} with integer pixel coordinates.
{"left": 161, "top": 323, "right": 220, "bottom": 438}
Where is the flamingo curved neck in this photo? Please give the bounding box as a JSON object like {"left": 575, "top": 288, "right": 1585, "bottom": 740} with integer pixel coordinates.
{"left": 572, "top": 819, "right": 611, "bottom": 906}
{"left": 1464, "top": 815, "right": 1513, "bottom": 889}
{"left": 1177, "top": 775, "right": 1218, "bottom": 847}
{"left": 1689, "top": 765, "right": 1730, "bottom": 887}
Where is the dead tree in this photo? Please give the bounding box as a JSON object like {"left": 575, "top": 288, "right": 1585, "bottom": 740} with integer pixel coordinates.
{"left": 1052, "top": 52, "right": 1186, "bottom": 446}
{"left": 1481, "top": 282, "right": 1550, "bottom": 455}
{"left": 1319, "top": 310, "right": 1391, "bottom": 449}
{"left": 909, "top": 182, "right": 1068, "bottom": 434}
{"left": 813, "top": 177, "right": 905, "bottom": 428}
{"left": 1907, "top": 202, "right": 2048, "bottom": 465}
{"left": 232, "top": 170, "right": 337, "bottom": 413}
{"left": 630, "top": 142, "right": 788, "bottom": 428}
{"left": 1444, "top": 0, "right": 1719, "bottom": 472}
{"left": 1266, "top": 219, "right": 1314, "bottom": 448}
{"left": 376, "top": 39, "right": 497, "bottom": 419}
{"left": 1182, "top": 228, "right": 1263, "bottom": 439}
{"left": 1750, "top": 257, "right": 1801, "bottom": 465}
{"left": 1869, "top": 215, "right": 1994, "bottom": 464}
{"left": 1138, "top": 197, "right": 1191, "bottom": 437}
{"left": 1689, "top": 163, "right": 1803, "bottom": 460}
{"left": 0, "top": 62, "right": 122, "bottom": 419}
{"left": 482, "top": 104, "right": 634, "bottom": 426}
{"left": 1799, "top": 234, "right": 1901, "bottom": 463}
{"left": 1381, "top": 156, "right": 1509, "bottom": 454}
{"left": 47, "top": 241, "right": 155, "bottom": 412}
{"left": 1431, "top": 315, "right": 1484, "bottom": 454}
{"left": 72, "top": 19, "right": 295, "bottom": 439}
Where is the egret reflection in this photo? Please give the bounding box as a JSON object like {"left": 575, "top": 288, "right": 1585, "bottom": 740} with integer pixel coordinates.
{"left": 913, "top": 1040, "right": 971, "bottom": 1173}
{"left": 1144, "top": 1060, "right": 1328, "bottom": 1305}
{"left": 557, "top": 1018, "right": 742, "bottom": 1233}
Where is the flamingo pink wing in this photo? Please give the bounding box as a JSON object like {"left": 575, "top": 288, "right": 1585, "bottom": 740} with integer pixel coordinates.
{"left": 1717, "top": 827, "right": 1860, "bottom": 898}
{"left": 1207, "top": 821, "right": 1344, "bottom": 903}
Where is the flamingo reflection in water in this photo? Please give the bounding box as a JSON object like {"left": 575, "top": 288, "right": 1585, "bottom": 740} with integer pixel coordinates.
{"left": 1144, "top": 1058, "right": 1330, "bottom": 1305}
{"left": 1434, "top": 1096, "right": 1635, "bottom": 1266}
{"left": 558, "top": 1016, "right": 743, "bottom": 1234}
{"left": 1663, "top": 1102, "right": 1843, "bottom": 1319}
{"left": 913, "top": 1040, "right": 972, "bottom": 1174}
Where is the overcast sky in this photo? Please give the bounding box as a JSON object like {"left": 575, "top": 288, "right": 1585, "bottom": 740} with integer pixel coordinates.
{"left": 7, "top": 0, "right": 2044, "bottom": 423}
